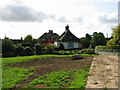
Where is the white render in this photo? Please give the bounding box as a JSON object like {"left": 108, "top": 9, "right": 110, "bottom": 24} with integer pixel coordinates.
{"left": 54, "top": 41, "right": 79, "bottom": 49}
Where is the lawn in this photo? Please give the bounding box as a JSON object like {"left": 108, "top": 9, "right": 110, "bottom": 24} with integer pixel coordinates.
{"left": 2, "top": 54, "right": 95, "bottom": 88}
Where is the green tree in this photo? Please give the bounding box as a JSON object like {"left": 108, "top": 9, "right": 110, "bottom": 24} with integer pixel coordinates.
{"left": 80, "top": 34, "right": 91, "bottom": 48}
{"left": 2, "top": 38, "right": 16, "bottom": 57}
{"left": 80, "top": 37, "right": 90, "bottom": 48}
{"left": 86, "top": 33, "right": 91, "bottom": 41}
{"left": 107, "top": 26, "right": 120, "bottom": 45}
{"left": 24, "top": 35, "right": 33, "bottom": 43}
{"left": 91, "top": 32, "right": 106, "bottom": 48}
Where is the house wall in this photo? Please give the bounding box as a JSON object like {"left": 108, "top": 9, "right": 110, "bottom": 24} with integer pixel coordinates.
{"left": 74, "top": 42, "right": 79, "bottom": 48}
{"left": 63, "top": 42, "right": 68, "bottom": 49}
{"left": 54, "top": 41, "right": 79, "bottom": 49}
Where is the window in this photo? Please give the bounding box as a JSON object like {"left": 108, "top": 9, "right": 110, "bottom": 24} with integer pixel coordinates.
{"left": 68, "top": 42, "right": 73, "bottom": 48}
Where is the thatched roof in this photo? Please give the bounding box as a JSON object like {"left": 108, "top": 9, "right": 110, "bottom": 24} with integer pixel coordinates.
{"left": 57, "top": 25, "right": 80, "bottom": 42}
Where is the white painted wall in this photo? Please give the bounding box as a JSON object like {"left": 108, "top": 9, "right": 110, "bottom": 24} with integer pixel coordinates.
{"left": 74, "top": 42, "right": 79, "bottom": 48}
{"left": 54, "top": 41, "right": 80, "bottom": 49}
{"left": 54, "top": 41, "right": 58, "bottom": 46}
{"left": 63, "top": 42, "right": 68, "bottom": 49}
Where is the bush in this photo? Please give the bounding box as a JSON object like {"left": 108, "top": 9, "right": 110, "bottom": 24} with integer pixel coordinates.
{"left": 44, "top": 44, "right": 56, "bottom": 54}
{"left": 34, "top": 43, "right": 43, "bottom": 55}
{"left": 15, "top": 45, "right": 25, "bottom": 56}
{"left": 2, "top": 38, "right": 16, "bottom": 57}
{"left": 95, "top": 45, "right": 120, "bottom": 53}
{"left": 24, "top": 46, "right": 34, "bottom": 56}
{"left": 58, "top": 43, "right": 64, "bottom": 50}
{"left": 79, "top": 49, "right": 95, "bottom": 54}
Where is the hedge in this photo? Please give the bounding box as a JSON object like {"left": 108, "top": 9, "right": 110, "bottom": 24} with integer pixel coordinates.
{"left": 95, "top": 45, "right": 120, "bottom": 53}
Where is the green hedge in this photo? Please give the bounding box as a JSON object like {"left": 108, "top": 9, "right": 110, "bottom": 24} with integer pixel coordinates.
{"left": 95, "top": 45, "right": 120, "bottom": 53}
{"left": 79, "top": 49, "right": 95, "bottom": 54}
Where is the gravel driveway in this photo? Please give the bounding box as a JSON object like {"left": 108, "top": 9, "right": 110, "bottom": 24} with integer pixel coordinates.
{"left": 86, "top": 54, "right": 119, "bottom": 88}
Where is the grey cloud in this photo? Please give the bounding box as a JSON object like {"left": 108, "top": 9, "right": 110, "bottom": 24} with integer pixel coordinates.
{"left": 99, "top": 14, "right": 117, "bottom": 24}
{"left": 1, "top": 5, "right": 47, "bottom": 22}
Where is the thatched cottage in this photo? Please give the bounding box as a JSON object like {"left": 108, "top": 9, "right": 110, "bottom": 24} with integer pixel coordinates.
{"left": 54, "top": 25, "right": 80, "bottom": 49}
{"left": 39, "top": 30, "right": 59, "bottom": 43}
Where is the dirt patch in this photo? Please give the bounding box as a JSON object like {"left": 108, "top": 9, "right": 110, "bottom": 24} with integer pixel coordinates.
{"left": 10, "top": 56, "right": 93, "bottom": 88}
{"left": 86, "top": 54, "right": 119, "bottom": 88}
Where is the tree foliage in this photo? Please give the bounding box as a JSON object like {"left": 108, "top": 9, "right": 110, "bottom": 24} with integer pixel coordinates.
{"left": 107, "top": 26, "right": 120, "bottom": 45}
{"left": 80, "top": 33, "right": 91, "bottom": 48}
{"left": 91, "top": 32, "right": 106, "bottom": 48}
{"left": 24, "top": 35, "right": 33, "bottom": 43}
{"left": 2, "top": 38, "right": 16, "bottom": 57}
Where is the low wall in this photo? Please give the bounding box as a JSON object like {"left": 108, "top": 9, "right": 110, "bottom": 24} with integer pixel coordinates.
{"left": 95, "top": 45, "right": 120, "bottom": 55}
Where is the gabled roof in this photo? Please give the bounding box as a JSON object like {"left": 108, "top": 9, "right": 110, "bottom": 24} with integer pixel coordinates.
{"left": 57, "top": 25, "right": 80, "bottom": 42}
{"left": 39, "top": 31, "right": 59, "bottom": 39}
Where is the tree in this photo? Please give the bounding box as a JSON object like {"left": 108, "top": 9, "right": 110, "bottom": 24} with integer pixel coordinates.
{"left": 107, "top": 26, "right": 120, "bottom": 45}
{"left": 2, "top": 38, "right": 16, "bottom": 57}
{"left": 80, "top": 37, "right": 90, "bottom": 48}
{"left": 24, "top": 35, "right": 33, "bottom": 43}
{"left": 80, "top": 34, "right": 92, "bottom": 48}
{"left": 86, "top": 33, "right": 91, "bottom": 41}
{"left": 91, "top": 32, "right": 106, "bottom": 48}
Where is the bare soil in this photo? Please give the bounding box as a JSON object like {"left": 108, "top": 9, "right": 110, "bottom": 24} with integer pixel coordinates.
{"left": 9, "top": 56, "right": 93, "bottom": 88}
{"left": 86, "top": 54, "right": 119, "bottom": 88}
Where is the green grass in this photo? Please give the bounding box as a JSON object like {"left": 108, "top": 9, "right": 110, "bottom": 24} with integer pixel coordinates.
{"left": 24, "top": 66, "right": 90, "bottom": 88}
{"left": 69, "top": 67, "right": 90, "bottom": 88}
{"left": 2, "top": 67, "right": 33, "bottom": 88}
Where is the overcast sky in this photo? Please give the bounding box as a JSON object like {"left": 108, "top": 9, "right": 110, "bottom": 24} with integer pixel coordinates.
{"left": 0, "top": 0, "right": 119, "bottom": 39}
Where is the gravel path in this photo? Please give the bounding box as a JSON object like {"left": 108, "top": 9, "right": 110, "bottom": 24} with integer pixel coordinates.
{"left": 86, "top": 54, "right": 119, "bottom": 88}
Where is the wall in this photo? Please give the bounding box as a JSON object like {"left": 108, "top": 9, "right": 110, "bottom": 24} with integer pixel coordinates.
{"left": 74, "top": 42, "right": 79, "bottom": 48}
{"left": 54, "top": 41, "right": 80, "bottom": 49}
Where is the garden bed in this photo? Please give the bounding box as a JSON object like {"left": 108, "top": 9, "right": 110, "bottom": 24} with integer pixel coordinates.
{"left": 8, "top": 56, "right": 93, "bottom": 88}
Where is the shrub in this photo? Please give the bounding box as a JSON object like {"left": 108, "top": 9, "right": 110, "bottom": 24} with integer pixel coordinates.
{"left": 79, "top": 49, "right": 95, "bottom": 54}
{"left": 58, "top": 43, "right": 64, "bottom": 50}
{"left": 34, "top": 43, "right": 43, "bottom": 55}
{"left": 2, "top": 38, "right": 16, "bottom": 57}
{"left": 15, "top": 45, "right": 25, "bottom": 56}
{"left": 24, "top": 46, "right": 34, "bottom": 56}
{"left": 44, "top": 44, "right": 56, "bottom": 54}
